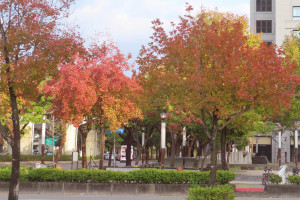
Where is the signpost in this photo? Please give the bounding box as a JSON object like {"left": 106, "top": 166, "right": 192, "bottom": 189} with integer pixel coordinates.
{"left": 108, "top": 128, "right": 124, "bottom": 167}
{"left": 46, "top": 138, "right": 54, "bottom": 146}
{"left": 45, "top": 137, "right": 59, "bottom": 146}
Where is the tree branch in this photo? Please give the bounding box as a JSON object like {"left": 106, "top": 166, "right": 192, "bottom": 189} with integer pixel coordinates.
{"left": 201, "top": 108, "right": 211, "bottom": 139}
{"left": 218, "top": 106, "right": 253, "bottom": 131}
{"left": 0, "top": 123, "right": 13, "bottom": 146}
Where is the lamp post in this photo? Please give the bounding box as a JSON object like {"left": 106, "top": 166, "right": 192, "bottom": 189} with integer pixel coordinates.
{"left": 277, "top": 123, "right": 282, "bottom": 167}
{"left": 160, "top": 112, "right": 167, "bottom": 169}
{"left": 52, "top": 116, "right": 55, "bottom": 167}
{"left": 182, "top": 126, "right": 186, "bottom": 168}
{"left": 41, "top": 115, "right": 46, "bottom": 164}
{"left": 113, "top": 131, "right": 116, "bottom": 167}
{"left": 295, "top": 122, "right": 299, "bottom": 168}
{"left": 141, "top": 127, "right": 145, "bottom": 165}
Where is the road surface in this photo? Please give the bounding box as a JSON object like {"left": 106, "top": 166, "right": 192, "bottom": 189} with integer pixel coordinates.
{"left": 0, "top": 194, "right": 300, "bottom": 200}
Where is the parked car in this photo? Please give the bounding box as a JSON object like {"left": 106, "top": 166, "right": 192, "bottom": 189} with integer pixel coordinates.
{"left": 32, "top": 149, "right": 39, "bottom": 155}
{"left": 104, "top": 152, "right": 109, "bottom": 160}
{"left": 104, "top": 152, "right": 117, "bottom": 160}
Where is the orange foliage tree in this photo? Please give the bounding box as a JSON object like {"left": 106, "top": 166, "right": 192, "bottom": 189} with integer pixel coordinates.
{"left": 138, "top": 6, "right": 299, "bottom": 185}
{"left": 44, "top": 41, "right": 142, "bottom": 168}
{"left": 0, "top": 1, "right": 83, "bottom": 199}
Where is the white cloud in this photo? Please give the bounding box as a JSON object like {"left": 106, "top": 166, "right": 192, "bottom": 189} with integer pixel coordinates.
{"left": 69, "top": 0, "right": 251, "bottom": 62}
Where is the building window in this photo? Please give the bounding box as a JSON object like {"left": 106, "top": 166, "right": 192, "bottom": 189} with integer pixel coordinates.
{"left": 265, "top": 41, "right": 272, "bottom": 46}
{"left": 256, "top": 0, "right": 272, "bottom": 12}
{"left": 256, "top": 20, "right": 272, "bottom": 33}
{"left": 293, "top": 7, "right": 300, "bottom": 20}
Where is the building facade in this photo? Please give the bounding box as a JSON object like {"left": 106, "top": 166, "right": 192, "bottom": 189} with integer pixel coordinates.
{"left": 2, "top": 123, "right": 99, "bottom": 157}
{"left": 249, "top": 0, "right": 300, "bottom": 164}
{"left": 250, "top": 0, "right": 300, "bottom": 46}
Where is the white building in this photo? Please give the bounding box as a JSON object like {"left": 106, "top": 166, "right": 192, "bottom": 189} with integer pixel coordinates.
{"left": 250, "top": 0, "right": 300, "bottom": 46}
{"left": 4, "top": 123, "right": 99, "bottom": 157}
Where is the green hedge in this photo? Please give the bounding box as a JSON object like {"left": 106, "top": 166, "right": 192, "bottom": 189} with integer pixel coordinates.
{"left": 0, "top": 154, "right": 100, "bottom": 162}
{"left": 288, "top": 175, "right": 300, "bottom": 185}
{"left": 0, "top": 167, "right": 33, "bottom": 182}
{"left": 0, "top": 168, "right": 235, "bottom": 184}
{"left": 187, "top": 184, "right": 235, "bottom": 200}
{"left": 24, "top": 168, "right": 235, "bottom": 184}
{"left": 269, "top": 174, "right": 282, "bottom": 184}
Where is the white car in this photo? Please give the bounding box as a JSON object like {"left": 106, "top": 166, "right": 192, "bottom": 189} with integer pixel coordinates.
{"left": 104, "top": 152, "right": 117, "bottom": 160}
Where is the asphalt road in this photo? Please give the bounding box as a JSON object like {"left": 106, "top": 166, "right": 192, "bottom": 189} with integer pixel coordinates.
{"left": 0, "top": 194, "right": 300, "bottom": 200}
{"left": 0, "top": 194, "right": 186, "bottom": 200}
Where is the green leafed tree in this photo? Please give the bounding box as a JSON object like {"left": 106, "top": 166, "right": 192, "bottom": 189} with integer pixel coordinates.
{"left": 138, "top": 5, "right": 299, "bottom": 185}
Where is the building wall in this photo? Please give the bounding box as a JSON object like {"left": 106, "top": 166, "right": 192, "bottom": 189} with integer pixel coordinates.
{"left": 250, "top": 0, "right": 276, "bottom": 42}
{"left": 272, "top": 130, "right": 291, "bottom": 163}
{"left": 64, "top": 124, "right": 77, "bottom": 155}
{"left": 20, "top": 122, "right": 34, "bottom": 155}
{"left": 250, "top": 0, "right": 300, "bottom": 46}
{"left": 86, "top": 130, "right": 99, "bottom": 157}
{"left": 249, "top": 136, "right": 271, "bottom": 145}
{"left": 275, "top": 0, "right": 300, "bottom": 46}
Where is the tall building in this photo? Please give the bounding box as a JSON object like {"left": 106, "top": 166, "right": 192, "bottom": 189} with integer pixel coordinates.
{"left": 250, "top": 0, "right": 300, "bottom": 46}
{"left": 250, "top": 0, "right": 300, "bottom": 164}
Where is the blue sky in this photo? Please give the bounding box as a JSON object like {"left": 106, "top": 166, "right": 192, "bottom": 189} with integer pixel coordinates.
{"left": 69, "top": 0, "right": 250, "bottom": 66}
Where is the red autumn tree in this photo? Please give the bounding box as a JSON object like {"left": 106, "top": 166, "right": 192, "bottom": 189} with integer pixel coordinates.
{"left": 138, "top": 6, "right": 299, "bottom": 185}
{"left": 0, "top": 1, "right": 83, "bottom": 199}
{"left": 44, "top": 40, "right": 142, "bottom": 168}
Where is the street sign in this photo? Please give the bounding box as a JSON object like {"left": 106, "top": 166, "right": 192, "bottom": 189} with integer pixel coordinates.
{"left": 108, "top": 128, "right": 124, "bottom": 134}
{"left": 46, "top": 138, "right": 54, "bottom": 146}
{"left": 116, "top": 128, "right": 124, "bottom": 134}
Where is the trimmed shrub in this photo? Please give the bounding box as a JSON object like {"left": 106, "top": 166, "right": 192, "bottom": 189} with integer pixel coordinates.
{"left": 0, "top": 169, "right": 11, "bottom": 181}
{"left": 0, "top": 154, "right": 12, "bottom": 162}
{"left": 288, "top": 175, "right": 300, "bottom": 185}
{"left": 27, "top": 168, "right": 64, "bottom": 182}
{"left": 0, "top": 166, "right": 32, "bottom": 182}
{"left": 187, "top": 184, "right": 235, "bottom": 200}
{"left": 216, "top": 170, "right": 236, "bottom": 184}
{"left": 2, "top": 168, "right": 235, "bottom": 184}
{"left": 269, "top": 174, "right": 282, "bottom": 184}
{"left": 64, "top": 169, "right": 92, "bottom": 182}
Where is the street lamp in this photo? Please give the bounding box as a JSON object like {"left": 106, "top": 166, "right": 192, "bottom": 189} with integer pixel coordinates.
{"left": 160, "top": 112, "right": 167, "bottom": 169}
{"left": 141, "top": 127, "right": 145, "bottom": 165}
{"left": 41, "top": 115, "right": 46, "bottom": 164}
{"left": 276, "top": 123, "right": 282, "bottom": 167}
{"left": 182, "top": 126, "right": 186, "bottom": 168}
{"left": 294, "top": 122, "right": 299, "bottom": 168}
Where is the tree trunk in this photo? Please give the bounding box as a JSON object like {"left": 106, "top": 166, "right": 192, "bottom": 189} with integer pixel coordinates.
{"left": 81, "top": 131, "right": 88, "bottom": 168}
{"left": 221, "top": 127, "right": 227, "bottom": 170}
{"left": 209, "top": 114, "right": 219, "bottom": 186}
{"left": 187, "top": 140, "right": 194, "bottom": 157}
{"left": 209, "top": 135, "right": 218, "bottom": 185}
{"left": 125, "top": 130, "right": 132, "bottom": 167}
{"left": 108, "top": 146, "right": 113, "bottom": 167}
{"left": 156, "top": 148, "right": 160, "bottom": 161}
{"left": 145, "top": 144, "right": 149, "bottom": 164}
{"left": 227, "top": 142, "right": 231, "bottom": 170}
{"left": 170, "top": 131, "right": 176, "bottom": 168}
{"left": 150, "top": 146, "right": 153, "bottom": 160}
{"left": 135, "top": 147, "right": 141, "bottom": 165}
{"left": 99, "top": 123, "right": 105, "bottom": 169}
{"left": 55, "top": 121, "right": 67, "bottom": 163}
{"left": 8, "top": 87, "right": 21, "bottom": 200}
